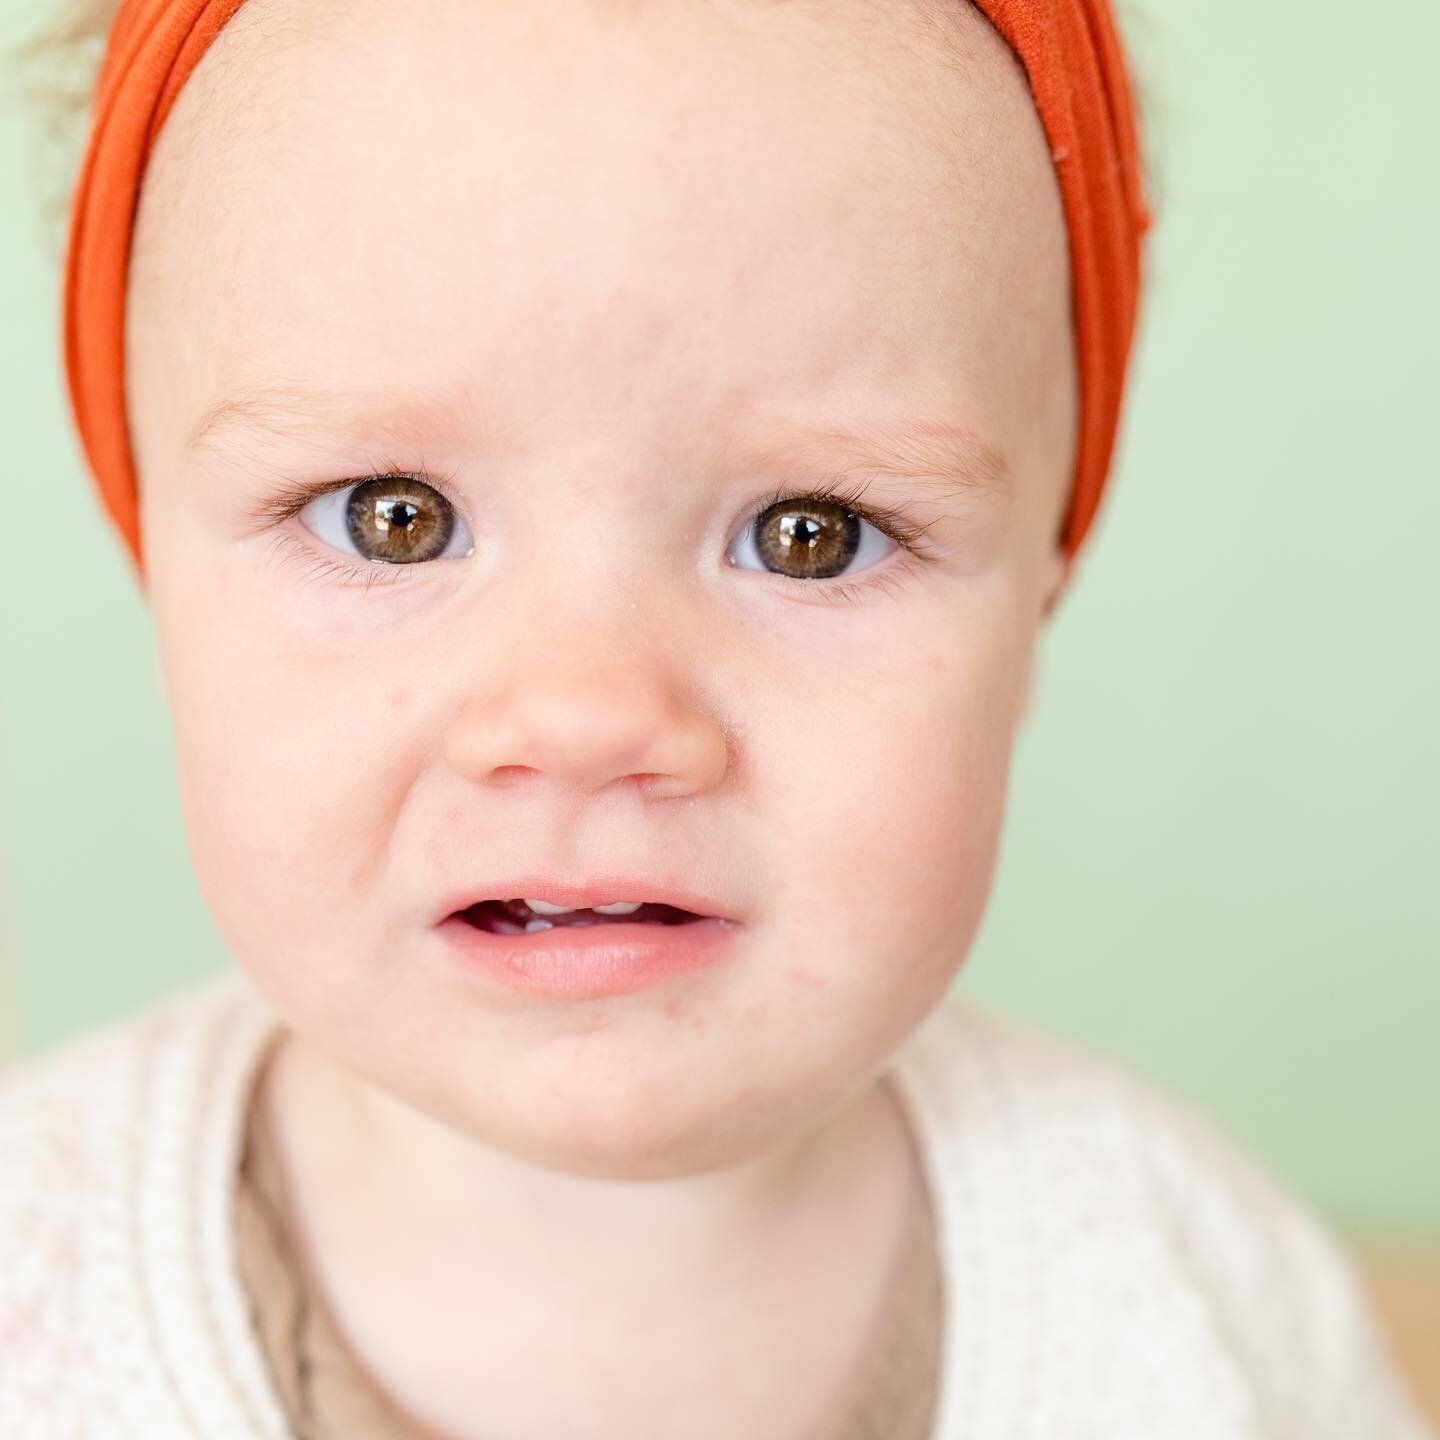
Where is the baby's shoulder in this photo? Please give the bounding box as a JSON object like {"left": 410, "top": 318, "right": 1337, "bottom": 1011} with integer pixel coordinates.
{"left": 2, "top": 977, "right": 205, "bottom": 1146}
{"left": 930, "top": 996, "right": 1327, "bottom": 1221}
{"left": 0, "top": 968, "right": 253, "bottom": 1205}
{"left": 0, "top": 1003, "right": 155, "bottom": 1416}
{"left": 923, "top": 997, "right": 1432, "bottom": 1436}
{"left": 0, "top": 971, "right": 255, "bottom": 1419}
{"left": 0, "top": 1000, "right": 152, "bottom": 1232}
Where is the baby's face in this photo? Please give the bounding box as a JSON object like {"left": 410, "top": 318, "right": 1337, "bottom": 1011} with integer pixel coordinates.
{"left": 127, "top": 0, "right": 1075, "bottom": 1178}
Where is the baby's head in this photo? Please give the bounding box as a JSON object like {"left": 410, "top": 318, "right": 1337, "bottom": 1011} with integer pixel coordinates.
{"left": 65, "top": 0, "right": 1144, "bottom": 1179}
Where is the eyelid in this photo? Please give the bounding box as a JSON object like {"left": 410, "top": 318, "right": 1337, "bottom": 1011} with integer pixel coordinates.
{"left": 259, "top": 528, "right": 417, "bottom": 592}
{"left": 763, "top": 562, "right": 917, "bottom": 609}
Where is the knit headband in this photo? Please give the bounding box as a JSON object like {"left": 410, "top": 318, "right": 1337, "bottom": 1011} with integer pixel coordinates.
{"left": 63, "top": 0, "right": 1152, "bottom": 585}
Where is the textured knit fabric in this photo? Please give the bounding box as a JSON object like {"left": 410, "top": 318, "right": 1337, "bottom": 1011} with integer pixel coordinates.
{"left": 233, "top": 1088, "right": 943, "bottom": 1439}
{"left": 1, "top": 964, "right": 1434, "bottom": 1439}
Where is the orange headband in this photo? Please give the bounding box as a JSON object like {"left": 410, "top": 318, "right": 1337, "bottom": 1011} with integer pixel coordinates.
{"left": 64, "top": 0, "right": 1152, "bottom": 586}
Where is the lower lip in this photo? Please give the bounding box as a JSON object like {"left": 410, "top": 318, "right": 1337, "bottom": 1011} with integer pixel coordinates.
{"left": 437, "top": 914, "right": 741, "bottom": 999}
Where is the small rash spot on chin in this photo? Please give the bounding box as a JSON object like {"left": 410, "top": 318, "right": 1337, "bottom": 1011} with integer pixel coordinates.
{"left": 662, "top": 998, "right": 708, "bottom": 1032}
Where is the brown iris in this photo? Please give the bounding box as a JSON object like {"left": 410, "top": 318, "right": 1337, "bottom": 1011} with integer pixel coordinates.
{"left": 344, "top": 477, "right": 455, "bottom": 564}
{"left": 753, "top": 498, "right": 860, "bottom": 579}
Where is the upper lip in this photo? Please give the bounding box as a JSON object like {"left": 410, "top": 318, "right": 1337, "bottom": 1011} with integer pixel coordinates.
{"left": 437, "top": 875, "right": 738, "bottom": 923}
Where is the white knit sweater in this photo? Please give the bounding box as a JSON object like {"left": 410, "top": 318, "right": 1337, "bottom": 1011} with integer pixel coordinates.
{"left": 0, "top": 966, "right": 1432, "bottom": 1439}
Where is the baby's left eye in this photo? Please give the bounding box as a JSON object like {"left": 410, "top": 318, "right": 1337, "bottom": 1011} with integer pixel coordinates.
{"left": 299, "top": 476, "right": 475, "bottom": 565}
{"left": 727, "top": 497, "right": 897, "bottom": 581}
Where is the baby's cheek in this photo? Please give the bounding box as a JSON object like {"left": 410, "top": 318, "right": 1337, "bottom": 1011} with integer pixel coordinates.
{"left": 757, "top": 615, "right": 1028, "bottom": 1009}
{"left": 164, "top": 615, "right": 404, "bottom": 971}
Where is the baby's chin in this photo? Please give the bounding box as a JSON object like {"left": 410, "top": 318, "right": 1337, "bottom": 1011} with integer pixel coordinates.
{"left": 261, "top": 980, "right": 881, "bottom": 1189}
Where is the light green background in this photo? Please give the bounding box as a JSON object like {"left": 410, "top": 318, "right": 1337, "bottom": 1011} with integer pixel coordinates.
{"left": 1, "top": 1, "right": 1435, "bottom": 1238}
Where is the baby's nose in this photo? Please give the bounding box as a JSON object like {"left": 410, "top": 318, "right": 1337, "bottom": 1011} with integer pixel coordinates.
{"left": 440, "top": 646, "right": 730, "bottom": 800}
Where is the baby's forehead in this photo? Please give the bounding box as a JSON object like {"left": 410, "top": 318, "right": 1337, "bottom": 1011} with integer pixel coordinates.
{"left": 144, "top": 0, "right": 1048, "bottom": 258}
{"left": 128, "top": 0, "right": 1069, "bottom": 488}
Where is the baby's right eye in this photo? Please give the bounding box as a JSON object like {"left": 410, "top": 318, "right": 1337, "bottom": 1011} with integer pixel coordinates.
{"left": 299, "top": 475, "right": 476, "bottom": 565}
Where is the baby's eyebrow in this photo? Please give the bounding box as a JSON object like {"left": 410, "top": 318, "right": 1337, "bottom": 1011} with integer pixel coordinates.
{"left": 187, "top": 381, "right": 1010, "bottom": 502}
{"left": 186, "top": 381, "right": 467, "bottom": 457}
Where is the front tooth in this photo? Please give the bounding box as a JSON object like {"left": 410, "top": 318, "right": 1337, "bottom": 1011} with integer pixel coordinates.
{"left": 593, "top": 901, "right": 642, "bottom": 915}
{"left": 523, "top": 918, "right": 555, "bottom": 933}
{"left": 524, "top": 898, "right": 577, "bottom": 915}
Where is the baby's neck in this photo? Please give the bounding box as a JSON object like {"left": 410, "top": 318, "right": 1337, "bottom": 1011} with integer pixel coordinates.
{"left": 246, "top": 1028, "right": 925, "bottom": 1440}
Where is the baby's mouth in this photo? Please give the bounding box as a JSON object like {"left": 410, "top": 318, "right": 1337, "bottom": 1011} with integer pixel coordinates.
{"left": 458, "top": 899, "right": 706, "bottom": 935}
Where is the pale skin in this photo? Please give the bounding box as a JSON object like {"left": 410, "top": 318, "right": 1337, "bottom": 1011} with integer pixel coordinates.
{"left": 125, "top": 0, "right": 1078, "bottom": 1435}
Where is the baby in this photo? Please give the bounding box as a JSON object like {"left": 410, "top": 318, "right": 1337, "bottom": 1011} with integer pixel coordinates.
{"left": 2, "top": 0, "right": 1432, "bottom": 1436}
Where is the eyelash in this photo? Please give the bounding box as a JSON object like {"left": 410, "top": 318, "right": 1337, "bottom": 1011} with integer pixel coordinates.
{"left": 249, "top": 461, "right": 942, "bottom": 605}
